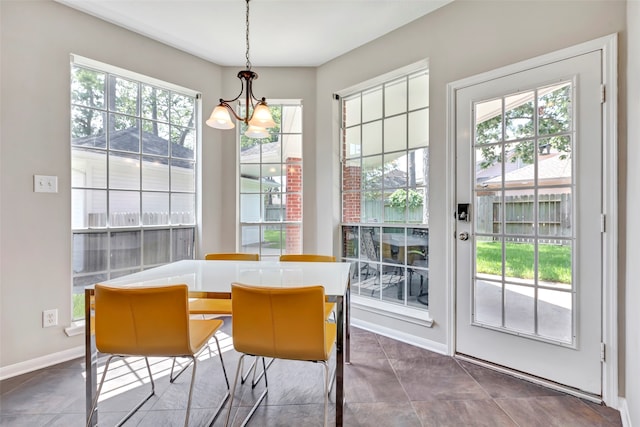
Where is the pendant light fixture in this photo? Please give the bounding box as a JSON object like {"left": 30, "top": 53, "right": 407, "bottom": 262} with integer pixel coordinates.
{"left": 206, "top": 0, "right": 275, "bottom": 139}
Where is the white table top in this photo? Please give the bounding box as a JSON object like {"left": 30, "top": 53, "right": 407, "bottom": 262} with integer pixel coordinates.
{"left": 95, "top": 259, "right": 351, "bottom": 296}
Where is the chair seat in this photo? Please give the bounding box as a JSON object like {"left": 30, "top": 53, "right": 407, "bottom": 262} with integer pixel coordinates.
{"left": 189, "top": 297, "right": 333, "bottom": 319}
{"left": 189, "top": 318, "right": 224, "bottom": 353}
{"left": 324, "top": 322, "right": 337, "bottom": 359}
{"left": 324, "top": 302, "right": 336, "bottom": 320}
{"left": 189, "top": 298, "right": 232, "bottom": 315}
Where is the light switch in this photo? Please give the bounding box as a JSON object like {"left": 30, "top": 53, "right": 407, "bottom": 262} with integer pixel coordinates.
{"left": 34, "top": 175, "right": 58, "bottom": 193}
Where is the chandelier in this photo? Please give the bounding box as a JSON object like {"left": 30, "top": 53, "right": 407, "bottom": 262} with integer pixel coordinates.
{"left": 205, "top": 0, "right": 275, "bottom": 139}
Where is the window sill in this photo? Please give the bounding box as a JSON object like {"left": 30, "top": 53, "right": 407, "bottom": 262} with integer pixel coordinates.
{"left": 64, "top": 321, "right": 85, "bottom": 337}
{"left": 351, "top": 295, "right": 433, "bottom": 327}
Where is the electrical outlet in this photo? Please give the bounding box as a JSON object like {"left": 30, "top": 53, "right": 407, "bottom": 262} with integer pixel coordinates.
{"left": 43, "top": 309, "right": 58, "bottom": 328}
{"left": 34, "top": 175, "right": 58, "bottom": 193}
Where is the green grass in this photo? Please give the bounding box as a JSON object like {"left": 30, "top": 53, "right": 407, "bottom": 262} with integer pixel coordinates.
{"left": 476, "top": 241, "right": 572, "bottom": 284}
{"left": 263, "top": 229, "right": 284, "bottom": 249}
{"left": 72, "top": 294, "right": 85, "bottom": 320}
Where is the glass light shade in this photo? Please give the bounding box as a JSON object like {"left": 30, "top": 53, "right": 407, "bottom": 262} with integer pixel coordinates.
{"left": 206, "top": 105, "right": 235, "bottom": 129}
{"left": 244, "top": 124, "right": 269, "bottom": 139}
{"left": 248, "top": 102, "right": 276, "bottom": 128}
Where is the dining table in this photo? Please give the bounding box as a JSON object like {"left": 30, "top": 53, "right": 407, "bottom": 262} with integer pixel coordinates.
{"left": 85, "top": 259, "right": 352, "bottom": 426}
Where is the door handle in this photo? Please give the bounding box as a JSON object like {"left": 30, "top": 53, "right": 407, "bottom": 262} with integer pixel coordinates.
{"left": 459, "top": 232, "right": 469, "bottom": 241}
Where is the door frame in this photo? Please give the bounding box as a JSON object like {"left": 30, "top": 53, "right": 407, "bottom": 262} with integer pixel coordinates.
{"left": 445, "top": 34, "right": 618, "bottom": 406}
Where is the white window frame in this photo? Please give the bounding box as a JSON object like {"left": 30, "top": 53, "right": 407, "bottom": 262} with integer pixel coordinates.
{"left": 338, "top": 60, "right": 432, "bottom": 321}
{"left": 237, "top": 100, "right": 304, "bottom": 259}
{"left": 70, "top": 55, "right": 200, "bottom": 321}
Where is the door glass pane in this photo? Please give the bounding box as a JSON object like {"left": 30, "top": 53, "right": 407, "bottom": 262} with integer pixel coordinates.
{"left": 538, "top": 82, "right": 572, "bottom": 135}
{"left": 475, "top": 98, "right": 502, "bottom": 144}
{"left": 474, "top": 279, "right": 502, "bottom": 327}
{"left": 504, "top": 284, "right": 535, "bottom": 333}
{"left": 538, "top": 288, "right": 572, "bottom": 343}
{"left": 72, "top": 148, "right": 107, "bottom": 188}
{"left": 505, "top": 91, "right": 534, "bottom": 140}
{"left": 504, "top": 189, "right": 535, "bottom": 236}
{"left": 539, "top": 242, "right": 572, "bottom": 287}
{"left": 472, "top": 81, "right": 575, "bottom": 345}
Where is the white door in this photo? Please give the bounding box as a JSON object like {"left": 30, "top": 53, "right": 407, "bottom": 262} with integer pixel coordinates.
{"left": 455, "top": 51, "right": 603, "bottom": 395}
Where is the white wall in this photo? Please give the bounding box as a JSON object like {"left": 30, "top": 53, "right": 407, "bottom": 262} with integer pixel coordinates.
{"left": 1, "top": 2, "right": 636, "bottom": 420}
{"left": 315, "top": 0, "right": 627, "bottom": 376}
{"left": 625, "top": 0, "right": 640, "bottom": 423}
{"left": 0, "top": 0, "right": 224, "bottom": 368}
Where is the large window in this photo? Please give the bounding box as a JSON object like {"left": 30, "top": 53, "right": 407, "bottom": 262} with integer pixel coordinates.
{"left": 239, "top": 101, "right": 303, "bottom": 260}
{"left": 70, "top": 57, "right": 198, "bottom": 319}
{"left": 341, "top": 68, "right": 430, "bottom": 310}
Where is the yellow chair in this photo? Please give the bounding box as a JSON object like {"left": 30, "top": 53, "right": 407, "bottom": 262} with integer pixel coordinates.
{"left": 188, "top": 253, "right": 259, "bottom": 315}
{"left": 180, "top": 252, "right": 261, "bottom": 386}
{"left": 279, "top": 254, "right": 337, "bottom": 321}
{"left": 224, "top": 283, "right": 336, "bottom": 427}
{"left": 87, "top": 284, "right": 229, "bottom": 427}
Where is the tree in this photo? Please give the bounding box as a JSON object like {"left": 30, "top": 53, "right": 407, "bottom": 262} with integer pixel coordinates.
{"left": 71, "top": 66, "right": 196, "bottom": 148}
{"left": 239, "top": 104, "right": 282, "bottom": 150}
{"left": 476, "top": 84, "right": 572, "bottom": 169}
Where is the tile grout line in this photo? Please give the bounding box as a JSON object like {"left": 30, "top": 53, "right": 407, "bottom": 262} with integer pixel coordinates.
{"left": 454, "top": 358, "right": 523, "bottom": 427}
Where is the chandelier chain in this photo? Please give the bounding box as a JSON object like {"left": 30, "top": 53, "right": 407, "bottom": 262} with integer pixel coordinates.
{"left": 245, "top": 0, "right": 251, "bottom": 70}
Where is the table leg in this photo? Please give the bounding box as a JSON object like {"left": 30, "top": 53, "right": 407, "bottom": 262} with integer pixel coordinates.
{"left": 335, "top": 279, "right": 351, "bottom": 426}
{"left": 335, "top": 295, "right": 344, "bottom": 426}
{"left": 85, "top": 289, "right": 97, "bottom": 426}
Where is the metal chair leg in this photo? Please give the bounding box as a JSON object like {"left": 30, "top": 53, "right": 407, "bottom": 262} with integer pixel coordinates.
{"left": 86, "top": 356, "right": 155, "bottom": 427}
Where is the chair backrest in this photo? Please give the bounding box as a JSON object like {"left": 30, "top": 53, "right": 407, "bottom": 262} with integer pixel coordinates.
{"left": 205, "top": 253, "right": 259, "bottom": 261}
{"left": 231, "top": 283, "right": 330, "bottom": 361}
{"left": 279, "top": 254, "right": 336, "bottom": 262}
{"left": 361, "top": 228, "right": 379, "bottom": 262}
{"left": 94, "top": 284, "right": 192, "bottom": 357}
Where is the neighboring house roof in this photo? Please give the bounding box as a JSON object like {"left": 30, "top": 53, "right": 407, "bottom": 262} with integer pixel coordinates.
{"left": 73, "top": 127, "right": 194, "bottom": 159}
{"left": 483, "top": 152, "right": 571, "bottom": 188}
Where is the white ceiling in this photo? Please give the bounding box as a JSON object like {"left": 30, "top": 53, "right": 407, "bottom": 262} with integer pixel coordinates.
{"left": 55, "top": 0, "right": 452, "bottom": 67}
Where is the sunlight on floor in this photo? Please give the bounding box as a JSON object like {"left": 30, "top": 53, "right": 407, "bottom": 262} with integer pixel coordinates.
{"left": 82, "top": 331, "right": 234, "bottom": 402}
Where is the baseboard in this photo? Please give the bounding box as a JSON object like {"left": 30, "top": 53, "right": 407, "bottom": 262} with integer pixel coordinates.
{"left": 0, "top": 346, "right": 85, "bottom": 381}
{"left": 618, "top": 397, "right": 632, "bottom": 427}
{"left": 351, "top": 317, "right": 448, "bottom": 355}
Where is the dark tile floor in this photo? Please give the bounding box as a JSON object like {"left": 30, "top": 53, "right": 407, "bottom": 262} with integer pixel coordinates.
{"left": 0, "top": 320, "right": 622, "bottom": 426}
